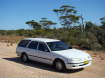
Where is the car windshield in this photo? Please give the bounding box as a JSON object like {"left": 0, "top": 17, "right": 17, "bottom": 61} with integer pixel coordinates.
{"left": 47, "top": 41, "right": 72, "bottom": 51}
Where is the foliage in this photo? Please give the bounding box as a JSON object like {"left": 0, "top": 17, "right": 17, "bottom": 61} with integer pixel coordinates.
{"left": 100, "top": 17, "right": 105, "bottom": 29}
{"left": 26, "top": 18, "right": 56, "bottom": 30}
{"left": 26, "top": 20, "right": 41, "bottom": 30}
{"left": 39, "top": 18, "right": 57, "bottom": 29}
{"left": 0, "top": 23, "right": 105, "bottom": 51}
{"left": 53, "top": 5, "right": 80, "bottom": 29}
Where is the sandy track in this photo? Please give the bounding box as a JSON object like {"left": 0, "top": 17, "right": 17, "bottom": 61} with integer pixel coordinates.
{"left": 0, "top": 42, "right": 105, "bottom": 78}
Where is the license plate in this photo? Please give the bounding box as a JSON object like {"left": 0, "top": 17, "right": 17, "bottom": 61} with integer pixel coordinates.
{"left": 84, "top": 60, "right": 89, "bottom": 64}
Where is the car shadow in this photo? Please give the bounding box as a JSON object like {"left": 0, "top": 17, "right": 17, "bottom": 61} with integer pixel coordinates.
{"left": 3, "top": 57, "right": 84, "bottom": 73}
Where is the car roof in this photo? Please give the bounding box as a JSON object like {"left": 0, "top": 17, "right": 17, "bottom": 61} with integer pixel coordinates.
{"left": 24, "top": 38, "right": 60, "bottom": 42}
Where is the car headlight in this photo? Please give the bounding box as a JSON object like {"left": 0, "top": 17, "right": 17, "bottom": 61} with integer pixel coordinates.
{"left": 71, "top": 58, "right": 81, "bottom": 61}
{"left": 68, "top": 58, "right": 81, "bottom": 63}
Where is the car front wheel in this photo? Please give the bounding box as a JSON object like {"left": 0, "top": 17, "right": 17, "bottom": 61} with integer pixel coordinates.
{"left": 54, "top": 60, "right": 65, "bottom": 71}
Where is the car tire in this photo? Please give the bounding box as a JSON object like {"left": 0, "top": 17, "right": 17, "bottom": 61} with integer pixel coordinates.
{"left": 54, "top": 60, "right": 65, "bottom": 71}
{"left": 21, "top": 54, "right": 29, "bottom": 63}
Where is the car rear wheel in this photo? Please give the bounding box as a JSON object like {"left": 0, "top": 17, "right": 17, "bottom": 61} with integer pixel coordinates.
{"left": 21, "top": 54, "right": 29, "bottom": 62}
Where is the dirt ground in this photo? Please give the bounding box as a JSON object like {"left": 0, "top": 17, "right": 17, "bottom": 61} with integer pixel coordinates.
{"left": 0, "top": 42, "right": 105, "bottom": 78}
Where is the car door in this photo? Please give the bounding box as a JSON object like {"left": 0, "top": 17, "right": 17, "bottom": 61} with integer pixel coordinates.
{"left": 26, "top": 41, "right": 39, "bottom": 61}
{"left": 37, "top": 42, "right": 53, "bottom": 64}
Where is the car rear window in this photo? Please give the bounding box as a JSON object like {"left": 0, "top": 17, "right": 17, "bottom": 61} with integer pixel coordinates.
{"left": 18, "top": 40, "right": 30, "bottom": 47}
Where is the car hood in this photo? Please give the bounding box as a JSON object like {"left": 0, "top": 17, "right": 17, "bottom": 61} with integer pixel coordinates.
{"left": 53, "top": 48, "right": 90, "bottom": 59}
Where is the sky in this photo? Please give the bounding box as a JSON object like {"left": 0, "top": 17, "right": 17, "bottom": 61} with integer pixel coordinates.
{"left": 0, "top": 0, "right": 105, "bottom": 30}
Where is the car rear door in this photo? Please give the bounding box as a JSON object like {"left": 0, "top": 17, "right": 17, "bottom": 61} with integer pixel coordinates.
{"left": 37, "top": 42, "right": 53, "bottom": 64}
{"left": 26, "top": 41, "right": 39, "bottom": 61}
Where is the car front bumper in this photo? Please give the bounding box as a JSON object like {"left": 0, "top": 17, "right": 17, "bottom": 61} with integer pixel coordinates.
{"left": 65, "top": 60, "right": 92, "bottom": 69}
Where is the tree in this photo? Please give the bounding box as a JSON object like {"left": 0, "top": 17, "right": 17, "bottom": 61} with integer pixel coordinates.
{"left": 85, "top": 21, "right": 96, "bottom": 31}
{"left": 26, "top": 20, "right": 41, "bottom": 30}
{"left": 79, "top": 15, "right": 85, "bottom": 32}
{"left": 53, "top": 5, "right": 80, "bottom": 29}
{"left": 39, "top": 18, "right": 56, "bottom": 29}
{"left": 100, "top": 17, "right": 105, "bottom": 29}
{"left": 85, "top": 21, "right": 105, "bottom": 49}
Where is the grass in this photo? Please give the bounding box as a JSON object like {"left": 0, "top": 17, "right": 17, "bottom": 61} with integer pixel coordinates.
{"left": 0, "top": 36, "right": 25, "bottom": 46}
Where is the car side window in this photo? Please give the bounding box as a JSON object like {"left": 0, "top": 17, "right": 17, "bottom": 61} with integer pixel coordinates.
{"left": 38, "top": 42, "right": 50, "bottom": 52}
{"left": 28, "top": 41, "right": 38, "bottom": 49}
{"left": 18, "top": 40, "right": 30, "bottom": 47}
